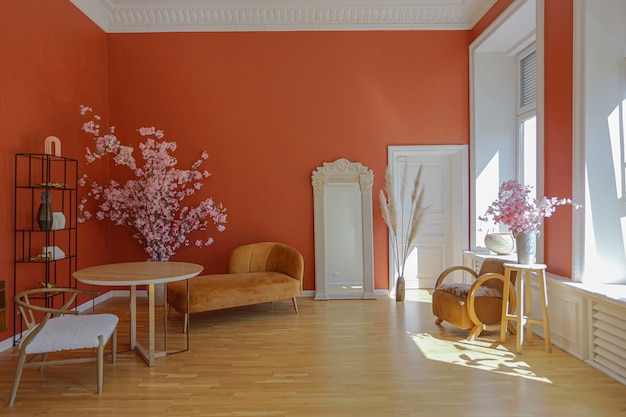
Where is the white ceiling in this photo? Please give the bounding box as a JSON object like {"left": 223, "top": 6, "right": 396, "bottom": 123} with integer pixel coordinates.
{"left": 69, "top": 0, "right": 497, "bottom": 33}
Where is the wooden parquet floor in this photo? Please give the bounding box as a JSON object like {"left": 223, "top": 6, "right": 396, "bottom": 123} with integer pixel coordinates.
{"left": 1, "top": 290, "right": 626, "bottom": 417}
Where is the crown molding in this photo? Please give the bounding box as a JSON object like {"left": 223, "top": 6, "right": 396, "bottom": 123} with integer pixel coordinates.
{"left": 69, "top": 0, "right": 496, "bottom": 33}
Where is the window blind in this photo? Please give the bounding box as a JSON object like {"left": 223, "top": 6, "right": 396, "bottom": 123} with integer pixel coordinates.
{"left": 520, "top": 50, "right": 536, "bottom": 108}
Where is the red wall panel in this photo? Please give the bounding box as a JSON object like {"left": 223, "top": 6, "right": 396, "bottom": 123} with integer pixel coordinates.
{"left": 544, "top": 0, "right": 574, "bottom": 276}
{"left": 105, "top": 30, "right": 470, "bottom": 291}
{"left": 0, "top": 0, "right": 109, "bottom": 339}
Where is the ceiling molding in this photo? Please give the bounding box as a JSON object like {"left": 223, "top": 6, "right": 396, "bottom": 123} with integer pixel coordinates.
{"left": 69, "top": 0, "right": 497, "bottom": 33}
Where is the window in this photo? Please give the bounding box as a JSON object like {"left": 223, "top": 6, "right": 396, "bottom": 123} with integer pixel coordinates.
{"left": 517, "top": 47, "right": 537, "bottom": 200}
{"left": 519, "top": 50, "right": 537, "bottom": 111}
{"left": 469, "top": 0, "right": 537, "bottom": 251}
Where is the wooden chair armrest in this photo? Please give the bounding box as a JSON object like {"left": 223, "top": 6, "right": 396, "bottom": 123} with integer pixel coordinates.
{"left": 16, "top": 288, "right": 99, "bottom": 316}
{"left": 467, "top": 273, "right": 516, "bottom": 327}
{"left": 434, "top": 266, "right": 478, "bottom": 288}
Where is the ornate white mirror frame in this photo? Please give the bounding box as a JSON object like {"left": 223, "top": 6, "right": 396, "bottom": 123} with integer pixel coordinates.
{"left": 311, "top": 158, "right": 376, "bottom": 300}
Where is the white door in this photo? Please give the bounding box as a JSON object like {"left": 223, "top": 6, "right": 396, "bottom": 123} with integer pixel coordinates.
{"left": 388, "top": 146, "right": 468, "bottom": 290}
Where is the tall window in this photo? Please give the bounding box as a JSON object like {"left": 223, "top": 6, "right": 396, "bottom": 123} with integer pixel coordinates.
{"left": 469, "top": 0, "right": 537, "bottom": 251}
{"left": 518, "top": 47, "right": 537, "bottom": 199}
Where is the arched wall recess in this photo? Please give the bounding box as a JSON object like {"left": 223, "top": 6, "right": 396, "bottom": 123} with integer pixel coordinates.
{"left": 311, "top": 158, "right": 376, "bottom": 300}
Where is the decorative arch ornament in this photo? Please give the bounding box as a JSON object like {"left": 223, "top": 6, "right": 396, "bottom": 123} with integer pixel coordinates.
{"left": 311, "top": 158, "right": 376, "bottom": 300}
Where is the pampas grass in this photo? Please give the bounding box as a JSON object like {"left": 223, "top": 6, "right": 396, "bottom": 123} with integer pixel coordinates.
{"left": 379, "top": 164, "right": 428, "bottom": 279}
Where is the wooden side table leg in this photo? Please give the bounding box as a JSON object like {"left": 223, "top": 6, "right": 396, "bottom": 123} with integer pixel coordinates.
{"left": 525, "top": 270, "right": 533, "bottom": 342}
{"left": 516, "top": 270, "right": 524, "bottom": 354}
{"left": 500, "top": 268, "right": 511, "bottom": 343}
{"left": 539, "top": 270, "right": 552, "bottom": 353}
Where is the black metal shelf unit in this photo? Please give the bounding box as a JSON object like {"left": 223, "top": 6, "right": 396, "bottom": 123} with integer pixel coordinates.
{"left": 13, "top": 154, "right": 78, "bottom": 344}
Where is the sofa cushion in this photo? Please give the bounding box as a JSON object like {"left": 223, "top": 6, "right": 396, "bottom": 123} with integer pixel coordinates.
{"left": 227, "top": 242, "right": 304, "bottom": 281}
{"left": 168, "top": 272, "right": 300, "bottom": 313}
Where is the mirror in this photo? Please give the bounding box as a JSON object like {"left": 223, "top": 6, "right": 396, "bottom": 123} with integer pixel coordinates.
{"left": 311, "top": 158, "right": 376, "bottom": 300}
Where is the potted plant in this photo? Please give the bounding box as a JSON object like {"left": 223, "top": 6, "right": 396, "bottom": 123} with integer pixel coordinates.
{"left": 479, "top": 180, "right": 572, "bottom": 264}
{"left": 379, "top": 164, "right": 428, "bottom": 301}
{"left": 77, "top": 105, "right": 227, "bottom": 261}
{"left": 77, "top": 105, "right": 228, "bottom": 302}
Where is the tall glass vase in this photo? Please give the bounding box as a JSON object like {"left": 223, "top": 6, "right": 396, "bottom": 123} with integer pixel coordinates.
{"left": 516, "top": 231, "right": 537, "bottom": 264}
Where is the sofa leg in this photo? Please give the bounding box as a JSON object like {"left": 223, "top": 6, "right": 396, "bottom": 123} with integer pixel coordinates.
{"left": 292, "top": 297, "right": 299, "bottom": 314}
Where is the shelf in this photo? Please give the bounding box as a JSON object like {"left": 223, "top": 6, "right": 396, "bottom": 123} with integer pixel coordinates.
{"left": 14, "top": 227, "right": 77, "bottom": 232}
{"left": 16, "top": 255, "right": 77, "bottom": 264}
{"left": 13, "top": 153, "right": 78, "bottom": 345}
{"left": 15, "top": 185, "right": 77, "bottom": 191}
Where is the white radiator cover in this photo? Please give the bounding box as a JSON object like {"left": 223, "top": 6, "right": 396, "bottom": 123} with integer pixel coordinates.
{"left": 587, "top": 299, "right": 626, "bottom": 385}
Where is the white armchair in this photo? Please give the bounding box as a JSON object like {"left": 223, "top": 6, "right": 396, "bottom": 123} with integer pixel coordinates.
{"left": 8, "top": 287, "right": 118, "bottom": 407}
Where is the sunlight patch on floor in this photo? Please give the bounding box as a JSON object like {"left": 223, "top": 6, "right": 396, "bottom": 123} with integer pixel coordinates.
{"left": 409, "top": 332, "right": 553, "bottom": 384}
{"left": 404, "top": 289, "right": 433, "bottom": 303}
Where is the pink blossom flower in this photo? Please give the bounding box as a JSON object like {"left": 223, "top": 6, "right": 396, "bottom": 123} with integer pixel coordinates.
{"left": 479, "top": 180, "right": 572, "bottom": 235}
{"left": 78, "top": 106, "right": 228, "bottom": 261}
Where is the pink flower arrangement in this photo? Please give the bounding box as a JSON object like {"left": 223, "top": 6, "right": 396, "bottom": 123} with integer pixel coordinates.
{"left": 479, "top": 180, "right": 571, "bottom": 235}
{"left": 77, "top": 105, "right": 227, "bottom": 261}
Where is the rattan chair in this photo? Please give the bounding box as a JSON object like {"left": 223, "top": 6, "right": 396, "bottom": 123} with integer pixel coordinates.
{"left": 8, "top": 287, "right": 118, "bottom": 406}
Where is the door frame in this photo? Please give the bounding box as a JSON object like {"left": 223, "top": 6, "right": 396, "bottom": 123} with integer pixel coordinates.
{"left": 387, "top": 145, "right": 469, "bottom": 292}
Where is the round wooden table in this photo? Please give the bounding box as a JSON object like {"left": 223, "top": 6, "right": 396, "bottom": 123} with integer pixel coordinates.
{"left": 74, "top": 261, "right": 203, "bottom": 366}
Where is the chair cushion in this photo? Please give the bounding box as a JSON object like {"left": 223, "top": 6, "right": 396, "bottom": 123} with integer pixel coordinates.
{"left": 22, "top": 314, "right": 118, "bottom": 354}
{"left": 435, "top": 283, "right": 501, "bottom": 298}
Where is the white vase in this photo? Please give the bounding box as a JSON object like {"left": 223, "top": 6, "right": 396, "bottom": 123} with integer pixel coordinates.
{"left": 484, "top": 232, "right": 515, "bottom": 255}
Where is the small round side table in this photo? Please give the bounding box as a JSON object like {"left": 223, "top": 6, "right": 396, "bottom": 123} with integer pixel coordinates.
{"left": 500, "top": 262, "right": 552, "bottom": 353}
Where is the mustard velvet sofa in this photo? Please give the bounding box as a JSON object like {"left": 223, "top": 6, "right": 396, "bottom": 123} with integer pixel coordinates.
{"left": 167, "top": 242, "right": 304, "bottom": 329}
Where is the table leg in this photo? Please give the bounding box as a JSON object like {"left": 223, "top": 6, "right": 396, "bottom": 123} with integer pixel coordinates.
{"left": 148, "top": 283, "right": 155, "bottom": 366}
{"left": 164, "top": 284, "right": 168, "bottom": 352}
{"left": 134, "top": 283, "right": 157, "bottom": 366}
{"left": 525, "top": 270, "right": 533, "bottom": 342}
{"left": 186, "top": 278, "right": 190, "bottom": 349}
{"left": 500, "top": 268, "right": 511, "bottom": 343}
{"left": 129, "top": 285, "right": 137, "bottom": 351}
{"left": 539, "top": 270, "right": 552, "bottom": 352}
{"left": 516, "top": 273, "right": 524, "bottom": 354}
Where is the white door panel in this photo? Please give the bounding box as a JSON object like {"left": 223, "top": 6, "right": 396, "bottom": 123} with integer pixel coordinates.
{"left": 388, "top": 146, "right": 468, "bottom": 290}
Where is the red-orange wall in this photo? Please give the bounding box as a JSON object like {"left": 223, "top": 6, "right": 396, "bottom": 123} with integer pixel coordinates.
{"left": 104, "top": 31, "right": 471, "bottom": 291}
{"left": 544, "top": 0, "right": 574, "bottom": 276}
{"left": 472, "top": 0, "right": 574, "bottom": 276}
{"left": 0, "top": 0, "right": 576, "bottom": 342}
{"left": 0, "top": 0, "right": 110, "bottom": 340}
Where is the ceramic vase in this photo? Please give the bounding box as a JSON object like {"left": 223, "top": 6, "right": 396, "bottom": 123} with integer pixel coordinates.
{"left": 484, "top": 232, "right": 515, "bottom": 255}
{"left": 516, "top": 231, "right": 537, "bottom": 264}
{"left": 396, "top": 276, "right": 405, "bottom": 302}
{"left": 37, "top": 191, "right": 53, "bottom": 231}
